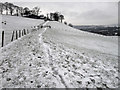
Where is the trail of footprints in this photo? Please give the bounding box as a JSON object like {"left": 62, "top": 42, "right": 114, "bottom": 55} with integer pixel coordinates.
{"left": 0, "top": 30, "right": 119, "bottom": 88}
{"left": 39, "top": 38, "right": 119, "bottom": 88}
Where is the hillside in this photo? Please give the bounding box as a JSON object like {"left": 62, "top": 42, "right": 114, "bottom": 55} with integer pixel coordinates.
{"left": 0, "top": 15, "right": 44, "bottom": 46}
{"left": 1, "top": 15, "right": 44, "bottom": 30}
{"left": 0, "top": 16, "right": 119, "bottom": 88}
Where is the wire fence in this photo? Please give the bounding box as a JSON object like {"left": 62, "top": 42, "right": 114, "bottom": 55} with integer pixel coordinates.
{"left": 0, "top": 25, "right": 42, "bottom": 48}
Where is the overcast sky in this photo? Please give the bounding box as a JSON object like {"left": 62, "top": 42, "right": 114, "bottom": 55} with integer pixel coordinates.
{"left": 0, "top": 0, "right": 119, "bottom": 25}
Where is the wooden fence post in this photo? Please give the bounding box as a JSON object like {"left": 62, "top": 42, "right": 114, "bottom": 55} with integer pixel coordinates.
{"left": 19, "top": 30, "right": 21, "bottom": 37}
{"left": 24, "top": 29, "right": 26, "bottom": 35}
{"left": 16, "top": 30, "right": 18, "bottom": 39}
{"left": 22, "top": 30, "right": 24, "bottom": 36}
{"left": 2, "top": 31, "right": 4, "bottom": 47}
{"left": 27, "top": 29, "right": 29, "bottom": 34}
{"left": 11, "top": 31, "right": 14, "bottom": 42}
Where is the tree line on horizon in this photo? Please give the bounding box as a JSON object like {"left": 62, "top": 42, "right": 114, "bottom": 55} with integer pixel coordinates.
{"left": 0, "top": 2, "right": 73, "bottom": 27}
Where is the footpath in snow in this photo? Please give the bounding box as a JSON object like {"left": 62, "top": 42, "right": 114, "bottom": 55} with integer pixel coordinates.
{"left": 0, "top": 21, "right": 119, "bottom": 88}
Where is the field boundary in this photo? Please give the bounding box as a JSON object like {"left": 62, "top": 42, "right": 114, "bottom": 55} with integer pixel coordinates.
{"left": 1, "top": 21, "right": 46, "bottom": 48}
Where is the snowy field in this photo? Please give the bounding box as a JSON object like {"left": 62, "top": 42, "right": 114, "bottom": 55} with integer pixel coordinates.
{"left": 0, "top": 15, "right": 44, "bottom": 46}
{"left": 0, "top": 17, "right": 119, "bottom": 88}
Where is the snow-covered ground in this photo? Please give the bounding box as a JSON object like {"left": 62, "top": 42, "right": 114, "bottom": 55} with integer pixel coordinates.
{"left": 0, "top": 15, "right": 44, "bottom": 46}
{"left": 0, "top": 19, "right": 119, "bottom": 88}
{"left": 1, "top": 15, "right": 44, "bottom": 30}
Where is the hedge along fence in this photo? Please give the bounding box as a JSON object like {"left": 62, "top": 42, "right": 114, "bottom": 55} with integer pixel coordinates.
{"left": 0, "top": 25, "right": 40, "bottom": 47}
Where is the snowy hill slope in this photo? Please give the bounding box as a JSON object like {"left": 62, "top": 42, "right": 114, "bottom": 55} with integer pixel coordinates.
{"left": 0, "top": 15, "right": 44, "bottom": 46}
{"left": 0, "top": 21, "right": 119, "bottom": 88}
{"left": 1, "top": 15, "right": 44, "bottom": 30}
{"left": 46, "top": 21, "right": 118, "bottom": 56}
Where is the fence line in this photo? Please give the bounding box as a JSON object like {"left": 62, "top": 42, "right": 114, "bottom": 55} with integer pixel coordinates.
{"left": 1, "top": 26, "right": 38, "bottom": 47}
{"left": 1, "top": 21, "right": 47, "bottom": 47}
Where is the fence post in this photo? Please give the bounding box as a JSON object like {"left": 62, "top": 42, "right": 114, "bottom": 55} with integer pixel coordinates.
{"left": 11, "top": 31, "right": 14, "bottom": 42}
{"left": 19, "top": 30, "right": 21, "bottom": 37}
{"left": 16, "top": 30, "right": 18, "bottom": 39}
{"left": 2, "top": 31, "right": 4, "bottom": 47}
{"left": 22, "top": 30, "right": 24, "bottom": 36}
{"left": 27, "top": 29, "right": 29, "bottom": 34}
{"left": 24, "top": 29, "right": 26, "bottom": 35}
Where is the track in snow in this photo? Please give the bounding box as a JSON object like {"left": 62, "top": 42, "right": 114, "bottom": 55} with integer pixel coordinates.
{"left": 38, "top": 21, "right": 68, "bottom": 88}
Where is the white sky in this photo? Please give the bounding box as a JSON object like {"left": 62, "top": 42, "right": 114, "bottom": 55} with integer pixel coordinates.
{"left": 0, "top": 0, "right": 119, "bottom": 25}
{"left": 0, "top": 0, "right": 119, "bottom": 2}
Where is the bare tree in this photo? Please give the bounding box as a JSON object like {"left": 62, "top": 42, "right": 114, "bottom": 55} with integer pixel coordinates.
{"left": 47, "top": 13, "right": 49, "bottom": 19}
{"left": 50, "top": 13, "right": 54, "bottom": 20}
{"left": 9, "top": 7, "right": 14, "bottom": 15}
{"left": 59, "top": 14, "right": 64, "bottom": 23}
{"left": 16, "top": 6, "right": 19, "bottom": 16}
{"left": 19, "top": 7, "right": 24, "bottom": 16}
{"left": 7, "top": 3, "right": 14, "bottom": 15}
{"left": 0, "top": 3, "right": 3, "bottom": 14}
{"left": 4, "top": 2, "right": 9, "bottom": 15}
{"left": 33, "top": 7, "right": 40, "bottom": 16}
{"left": 24, "top": 7, "right": 30, "bottom": 15}
{"left": 53, "top": 12, "right": 59, "bottom": 21}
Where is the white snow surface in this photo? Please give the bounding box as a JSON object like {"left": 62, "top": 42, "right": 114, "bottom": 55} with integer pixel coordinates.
{"left": 1, "top": 15, "right": 44, "bottom": 30}
{"left": 0, "top": 15, "right": 44, "bottom": 46}
{"left": 0, "top": 20, "right": 119, "bottom": 88}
